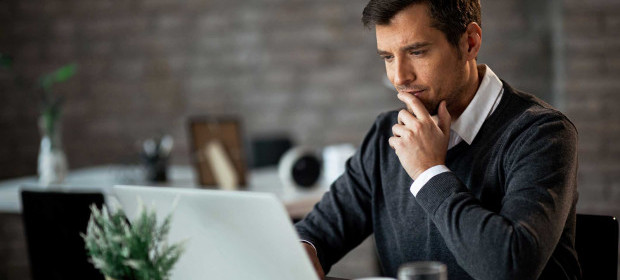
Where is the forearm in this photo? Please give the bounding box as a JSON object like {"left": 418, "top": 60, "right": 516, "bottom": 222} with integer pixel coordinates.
{"left": 416, "top": 171, "right": 576, "bottom": 280}
{"left": 295, "top": 178, "right": 373, "bottom": 272}
{"left": 295, "top": 116, "right": 383, "bottom": 272}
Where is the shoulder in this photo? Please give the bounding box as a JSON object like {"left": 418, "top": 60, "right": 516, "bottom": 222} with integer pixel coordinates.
{"left": 501, "top": 82, "right": 577, "bottom": 137}
{"left": 497, "top": 83, "right": 578, "bottom": 161}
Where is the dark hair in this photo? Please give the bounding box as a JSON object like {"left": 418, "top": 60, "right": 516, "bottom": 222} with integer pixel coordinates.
{"left": 362, "top": 0, "right": 481, "bottom": 48}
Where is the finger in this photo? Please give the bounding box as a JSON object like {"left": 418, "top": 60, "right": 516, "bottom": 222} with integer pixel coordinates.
{"left": 392, "top": 123, "right": 410, "bottom": 138}
{"left": 438, "top": 100, "right": 451, "bottom": 136}
{"left": 397, "top": 109, "right": 417, "bottom": 126}
{"left": 431, "top": 115, "right": 440, "bottom": 126}
{"left": 397, "top": 93, "right": 431, "bottom": 121}
{"left": 388, "top": 136, "right": 397, "bottom": 150}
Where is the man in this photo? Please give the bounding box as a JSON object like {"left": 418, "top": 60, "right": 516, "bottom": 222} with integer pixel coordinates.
{"left": 295, "top": 0, "right": 580, "bottom": 279}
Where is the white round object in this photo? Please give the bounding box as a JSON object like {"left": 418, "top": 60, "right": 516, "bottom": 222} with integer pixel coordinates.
{"left": 278, "top": 146, "right": 322, "bottom": 191}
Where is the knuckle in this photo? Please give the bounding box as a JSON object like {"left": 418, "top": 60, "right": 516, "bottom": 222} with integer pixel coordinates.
{"left": 398, "top": 109, "right": 408, "bottom": 120}
{"left": 390, "top": 137, "right": 401, "bottom": 147}
{"left": 405, "top": 130, "right": 414, "bottom": 139}
{"left": 411, "top": 121, "right": 422, "bottom": 131}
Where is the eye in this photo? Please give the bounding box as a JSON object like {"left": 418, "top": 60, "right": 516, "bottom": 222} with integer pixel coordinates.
{"left": 410, "top": 50, "right": 426, "bottom": 56}
{"left": 380, "top": 55, "right": 394, "bottom": 62}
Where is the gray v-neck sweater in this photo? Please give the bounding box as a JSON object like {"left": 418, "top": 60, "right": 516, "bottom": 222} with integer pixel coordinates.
{"left": 295, "top": 82, "right": 580, "bottom": 280}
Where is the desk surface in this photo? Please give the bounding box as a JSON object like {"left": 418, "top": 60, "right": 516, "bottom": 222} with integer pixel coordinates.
{"left": 0, "top": 165, "right": 329, "bottom": 217}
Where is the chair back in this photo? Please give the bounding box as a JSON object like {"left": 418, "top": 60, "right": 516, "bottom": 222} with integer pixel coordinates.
{"left": 21, "top": 190, "right": 105, "bottom": 280}
{"left": 575, "top": 214, "right": 619, "bottom": 280}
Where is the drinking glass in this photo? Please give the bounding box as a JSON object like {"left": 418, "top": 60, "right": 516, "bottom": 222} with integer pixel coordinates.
{"left": 397, "top": 261, "right": 447, "bottom": 280}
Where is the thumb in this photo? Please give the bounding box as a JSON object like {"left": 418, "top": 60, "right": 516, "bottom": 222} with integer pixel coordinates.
{"left": 438, "top": 100, "right": 451, "bottom": 136}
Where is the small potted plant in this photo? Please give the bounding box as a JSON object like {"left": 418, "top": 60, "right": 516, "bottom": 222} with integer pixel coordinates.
{"left": 0, "top": 54, "right": 76, "bottom": 185}
{"left": 36, "top": 63, "right": 77, "bottom": 185}
{"left": 82, "top": 204, "right": 185, "bottom": 280}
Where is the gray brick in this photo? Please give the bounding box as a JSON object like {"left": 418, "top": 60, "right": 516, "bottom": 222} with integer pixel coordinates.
{"left": 566, "top": 35, "right": 620, "bottom": 55}
{"left": 604, "top": 56, "right": 620, "bottom": 75}
{"left": 72, "top": 0, "right": 115, "bottom": 15}
{"left": 566, "top": 78, "right": 620, "bottom": 93}
{"left": 566, "top": 54, "right": 604, "bottom": 77}
{"left": 51, "top": 19, "right": 75, "bottom": 38}
{"left": 564, "top": 10, "right": 603, "bottom": 36}
{"left": 0, "top": 1, "right": 10, "bottom": 19}
{"left": 14, "top": 42, "right": 41, "bottom": 61}
{"left": 83, "top": 40, "right": 115, "bottom": 57}
{"left": 46, "top": 41, "right": 76, "bottom": 60}
{"left": 108, "top": 59, "right": 144, "bottom": 81}
{"left": 12, "top": 20, "right": 44, "bottom": 40}
{"left": 154, "top": 14, "right": 188, "bottom": 33}
{"left": 605, "top": 13, "right": 620, "bottom": 34}
{"left": 17, "top": 0, "right": 44, "bottom": 14}
{"left": 564, "top": 0, "right": 620, "bottom": 11}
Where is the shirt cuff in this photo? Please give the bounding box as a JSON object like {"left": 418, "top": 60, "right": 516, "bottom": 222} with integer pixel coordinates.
{"left": 300, "top": 240, "right": 318, "bottom": 256}
{"left": 409, "top": 165, "right": 451, "bottom": 196}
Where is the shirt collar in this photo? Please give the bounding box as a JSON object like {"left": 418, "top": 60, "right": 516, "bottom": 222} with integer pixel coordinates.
{"left": 451, "top": 65, "right": 503, "bottom": 145}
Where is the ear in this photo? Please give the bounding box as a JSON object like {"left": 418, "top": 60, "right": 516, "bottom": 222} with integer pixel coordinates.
{"left": 460, "top": 22, "right": 482, "bottom": 61}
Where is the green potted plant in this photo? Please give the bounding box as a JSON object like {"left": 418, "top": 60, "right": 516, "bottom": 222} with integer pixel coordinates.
{"left": 82, "top": 204, "right": 185, "bottom": 280}
{"left": 0, "top": 54, "right": 76, "bottom": 185}
{"left": 37, "top": 63, "right": 77, "bottom": 185}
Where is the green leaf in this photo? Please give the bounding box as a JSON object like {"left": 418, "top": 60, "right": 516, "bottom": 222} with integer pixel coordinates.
{"left": 53, "top": 63, "right": 77, "bottom": 83}
{"left": 82, "top": 203, "right": 184, "bottom": 280}
{"left": 0, "top": 53, "right": 13, "bottom": 69}
{"left": 39, "top": 63, "right": 77, "bottom": 91}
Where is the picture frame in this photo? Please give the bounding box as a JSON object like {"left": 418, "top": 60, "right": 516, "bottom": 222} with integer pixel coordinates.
{"left": 188, "top": 117, "right": 247, "bottom": 188}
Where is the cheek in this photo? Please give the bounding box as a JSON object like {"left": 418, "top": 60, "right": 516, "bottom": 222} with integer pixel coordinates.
{"left": 415, "top": 61, "right": 434, "bottom": 86}
{"left": 385, "top": 63, "right": 396, "bottom": 84}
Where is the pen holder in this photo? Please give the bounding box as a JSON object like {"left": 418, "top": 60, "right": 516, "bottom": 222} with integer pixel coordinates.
{"left": 141, "top": 153, "right": 169, "bottom": 183}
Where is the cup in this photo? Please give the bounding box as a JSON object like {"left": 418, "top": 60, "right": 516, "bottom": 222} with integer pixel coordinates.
{"left": 397, "top": 261, "right": 447, "bottom": 280}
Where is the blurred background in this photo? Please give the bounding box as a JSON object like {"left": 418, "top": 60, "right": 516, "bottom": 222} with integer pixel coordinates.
{"left": 1, "top": 0, "right": 619, "bottom": 278}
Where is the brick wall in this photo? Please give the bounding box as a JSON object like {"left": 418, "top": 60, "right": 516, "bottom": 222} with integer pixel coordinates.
{"left": 562, "top": 0, "right": 620, "bottom": 275}
{"left": 1, "top": 0, "right": 394, "bottom": 179}
{"left": 563, "top": 0, "right": 620, "bottom": 219}
{"left": 0, "top": 213, "right": 30, "bottom": 280}
{"left": 0, "top": 0, "right": 557, "bottom": 180}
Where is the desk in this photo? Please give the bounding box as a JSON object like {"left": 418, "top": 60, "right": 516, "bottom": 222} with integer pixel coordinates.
{"left": 0, "top": 165, "right": 329, "bottom": 219}
{"left": 0, "top": 166, "right": 372, "bottom": 280}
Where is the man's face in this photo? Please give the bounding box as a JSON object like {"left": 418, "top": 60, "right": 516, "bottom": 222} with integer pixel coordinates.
{"left": 376, "top": 4, "right": 468, "bottom": 116}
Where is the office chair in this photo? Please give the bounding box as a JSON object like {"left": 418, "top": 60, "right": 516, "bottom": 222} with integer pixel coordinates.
{"left": 575, "top": 214, "right": 619, "bottom": 280}
{"left": 21, "top": 190, "right": 106, "bottom": 280}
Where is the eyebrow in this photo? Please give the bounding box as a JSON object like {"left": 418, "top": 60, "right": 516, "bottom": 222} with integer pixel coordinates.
{"left": 377, "top": 42, "right": 432, "bottom": 56}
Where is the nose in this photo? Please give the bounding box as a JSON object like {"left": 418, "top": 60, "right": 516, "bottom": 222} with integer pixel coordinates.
{"left": 392, "top": 58, "right": 415, "bottom": 87}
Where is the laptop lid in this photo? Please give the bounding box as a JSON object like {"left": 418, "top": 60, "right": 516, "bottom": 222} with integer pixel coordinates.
{"left": 113, "top": 185, "right": 318, "bottom": 280}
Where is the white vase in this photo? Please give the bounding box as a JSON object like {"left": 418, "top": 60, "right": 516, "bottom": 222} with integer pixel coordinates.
{"left": 37, "top": 116, "right": 68, "bottom": 186}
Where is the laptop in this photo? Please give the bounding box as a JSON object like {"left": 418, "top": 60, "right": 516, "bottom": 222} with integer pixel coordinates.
{"left": 113, "top": 185, "right": 319, "bottom": 280}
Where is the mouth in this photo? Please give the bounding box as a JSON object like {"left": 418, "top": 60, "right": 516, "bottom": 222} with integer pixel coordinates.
{"left": 401, "top": 89, "right": 425, "bottom": 97}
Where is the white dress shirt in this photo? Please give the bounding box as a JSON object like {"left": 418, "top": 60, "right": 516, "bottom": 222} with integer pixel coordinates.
{"left": 409, "top": 65, "right": 504, "bottom": 196}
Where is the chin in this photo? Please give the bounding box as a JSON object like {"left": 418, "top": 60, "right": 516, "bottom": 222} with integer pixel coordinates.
{"left": 423, "top": 102, "right": 439, "bottom": 116}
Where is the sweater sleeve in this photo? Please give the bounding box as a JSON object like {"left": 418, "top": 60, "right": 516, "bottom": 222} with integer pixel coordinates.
{"left": 415, "top": 113, "right": 578, "bottom": 280}
{"left": 294, "top": 115, "right": 382, "bottom": 273}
